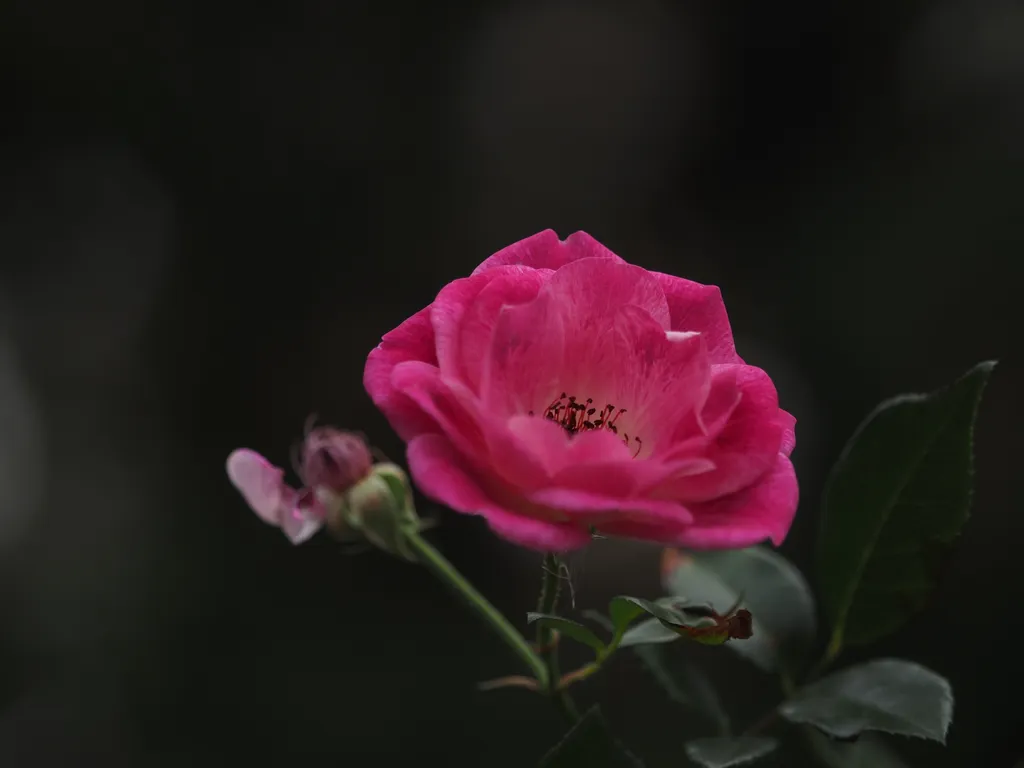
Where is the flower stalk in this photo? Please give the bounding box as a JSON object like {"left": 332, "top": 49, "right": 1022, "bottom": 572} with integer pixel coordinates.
{"left": 537, "top": 553, "right": 581, "bottom": 723}
{"left": 402, "top": 528, "right": 550, "bottom": 689}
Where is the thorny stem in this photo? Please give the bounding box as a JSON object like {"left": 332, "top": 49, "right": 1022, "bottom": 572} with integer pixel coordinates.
{"left": 538, "top": 553, "right": 580, "bottom": 723}
{"left": 403, "top": 529, "right": 549, "bottom": 690}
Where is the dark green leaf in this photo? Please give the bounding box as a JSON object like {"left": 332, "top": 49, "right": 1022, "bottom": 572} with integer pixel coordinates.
{"left": 618, "top": 617, "right": 680, "bottom": 648}
{"left": 612, "top": 596, "right": 718, "bottom": 631}
{"left": 526, "top": 613, "right": 606, "bottom": 653}
{"left": 685, "top": 737, "right": 778, "bottom": 768}
{"left": 661, "top": 547, "right": 816, "bottom": 673}
{"left": 634, "top": 644, "right": 730, "bottom": 734}
{"left": 608, "top": 596, "right": 649, "bottom": 639}
{"left": 803, "top": 729, "right": 911, "bottom": 768}
{"left": 779, "top": 658, "right": 953, "bottom": 742}
{"left": 819, "top": 361, "right": 996, "bottom": 646}
{"left": 539, "top": 706, "right": 645, "bottom": 767}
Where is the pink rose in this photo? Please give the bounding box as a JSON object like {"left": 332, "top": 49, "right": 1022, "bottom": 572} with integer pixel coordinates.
{"left": 364, "top": 230, "right": 797, "bottom": 552}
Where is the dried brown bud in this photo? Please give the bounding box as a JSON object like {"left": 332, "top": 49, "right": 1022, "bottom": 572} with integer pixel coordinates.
{"left": 726, "top": 608, "right": 753, "bottom": 640}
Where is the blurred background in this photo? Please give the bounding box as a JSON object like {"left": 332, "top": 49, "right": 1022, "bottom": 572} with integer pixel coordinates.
{"left": 0, "top": 0, "right": 1021, "bottom": 765}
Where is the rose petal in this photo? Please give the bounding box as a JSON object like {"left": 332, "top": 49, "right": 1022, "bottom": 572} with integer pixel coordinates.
{"left": 508, "top": 417, "right": 631, "bottom": 474}
{"left": 593, "top": 306, "right": 710, "bottom": 450}
{"left": 225, "top": 448, "right": 292, "bottom": 525}
{"left": 364, "top": 306, "right": 440, "bottom": 441}
{"left": 482, "top": 287, "right": 567, "bottom": 415}
{"left": 406, "top": 434, "right": 592, "bottom": 551}
{"left": 561, "top": 231, "right": 625, "bottom": 262}
{"left": 660, "top": 364, "right": 746, "bottom": 453}
{"left": 557, "top": 454, "right": 715, "bottom": 499}
{"left": 778, "top": 409, "right": 797, "bottom": 457}
{"left": 658, "top": 365, "right": 785, "bottom": 503}
{"left": 391, "top": 360, "right": 487, "bottom": 461}
{"left": 598, "top": 454, "right": 796, "bottom": 548}
{"left": 543, "top": 256, "right": 671, "bottom": 332}
{"left": 279, "top": 493, "right": 326, "bottom": 545}
{"left": 535, "top": 302, "right": 709, "bottom": 454}
{"left": 527, "top": 487, "right": 693, "bottom": 526}
{"left": 393, "top": 364, "right": 554, "bottom": 492}
{"left": 470, "top": 229, "right": 626, "bottom": 276}
{"left": 652, "top": 273, "right": 742, "bottom": 364}
{"left": 431, "top": 273, "right": 496, "bottom": 381}
{"left": 677, "top": 453, "right": 798, "bottom": 548}
{"left": 457, "top": 267, "right": 550, "bottom": 392}
{"left": 431, "top": 265, "right": 544, "bottom": 385}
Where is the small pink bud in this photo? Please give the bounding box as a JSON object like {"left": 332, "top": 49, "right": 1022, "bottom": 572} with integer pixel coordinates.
{"left": 300, "top": 427, "right": 373, "bottom": 494}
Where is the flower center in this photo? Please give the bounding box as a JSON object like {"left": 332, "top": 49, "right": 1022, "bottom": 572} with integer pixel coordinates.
{"left": 531, "top": 392, "right": 643, "bottom": 458}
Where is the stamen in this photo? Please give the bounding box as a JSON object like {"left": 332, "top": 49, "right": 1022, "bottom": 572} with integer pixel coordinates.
{"left": 534, "top": 392, "right": 643, "bottom": 456}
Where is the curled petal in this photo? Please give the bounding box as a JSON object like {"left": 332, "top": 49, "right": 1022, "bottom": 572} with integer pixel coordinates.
{"left": 659, "top": 365, "right": 785, "bottom": 502}
{"left": 226, "top": 449, "right": 323, "bottom": 545}
{"left": 677, "top": 454, "right": 798, "bottom": 548}
{"left": 526, "top": 487, "right": 692, "bottom": 527}
{"left": 364, "top": 307, "right": 439, "bottom": 441}
{"left": 471, "top": 229, "right": 625, "bottom": 276}
{"left": 457, "top": 267, "right": 550, "bottom": 392}
{"left": 542, "top": 256, "right": 671, "bottom": 332}
{"left": 598, "top": 455, "right": 796, "bottom": 548}
{"left": 279, "top": 491, "right": 326, "bottom": 545}
{"left": 406, "top": 434, "right": 592, "bottom": 552}
{"left": 483, "top": 287, "right": 567, "bottom": 415}
{"left": 431, "top": 266, "right": 545, "bottom": 382}
{"left": 652, "top": 272, "right": 742, "bottom": 364}
{"left": 226, "top": 449, "right": 292, "bottom": 525}
{"left": 561, "top": 231, "right": 626, "bottom": 262}
{"left": 778, "top": 409, "right": 797, "bottom": 457}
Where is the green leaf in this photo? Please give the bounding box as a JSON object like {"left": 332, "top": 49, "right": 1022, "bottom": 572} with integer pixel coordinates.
{"left": 608, "top": 595, "right": 649, "bottom": 639}
{"left": 526, "top": 613, "right": 606, "bottom": 653}
{"left": 618, "top": 617, "right": 680, "bottom": 648}
{"left": 612, "top": 596, "right": 718, "bottom": 631}
{"left": 803, "top": 729, "right": 910, "bottom": 768}
{"left": 539, "top": 706, "right": 645, "bottom": 767}
{"left": 818, "top": 360, "right": 996, "bottom": 647}
{"left": 685, "top": 737, "right": 779, "bottom": 768}
{"left": 779, "top": 658, "right": 953, "bottom": 742}
{"left": 662, "top": 547, "right": 816, "bottom": 673}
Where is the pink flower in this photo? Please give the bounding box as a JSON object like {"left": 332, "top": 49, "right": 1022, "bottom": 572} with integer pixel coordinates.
{"left": 364, "top": 230, "right": 797, "bottom": 552}
{"left": 226, "top": 428, "right": 373, "bottom": 544}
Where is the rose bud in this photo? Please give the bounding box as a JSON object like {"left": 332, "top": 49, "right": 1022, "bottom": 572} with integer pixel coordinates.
{"left": 342, "top": 463, "right": 421, "bottom": 561}
{"left": 299, "top": 427, "right": 373, "bottom": 494}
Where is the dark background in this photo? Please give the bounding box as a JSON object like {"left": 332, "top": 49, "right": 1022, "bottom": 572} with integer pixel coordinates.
{"left": 0, "top": 1, "right": 1021, "bottom": 765}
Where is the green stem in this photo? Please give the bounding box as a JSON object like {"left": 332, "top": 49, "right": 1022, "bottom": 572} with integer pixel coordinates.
{"left": 404, "top": 529, "right": 549, "bottom": 689}
{"left": 803, "top": 631, "right": 842, "bottom": 686}
{"left": 537, "top": 553, "right": 580, "bottom": 723}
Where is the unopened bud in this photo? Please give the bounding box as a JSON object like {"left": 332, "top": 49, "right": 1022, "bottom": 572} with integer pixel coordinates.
{"left": 300, "top": 428, "right": 372, "bottom": 494}
{"left": 338, "top": 463, "right": 420, "bottom": 561}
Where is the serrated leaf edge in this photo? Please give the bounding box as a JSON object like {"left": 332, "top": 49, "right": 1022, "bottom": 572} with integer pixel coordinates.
{"left": 820, "top": 360, "right": 996, "bottom": 646}
{"left": 778, "top": 658, "right": 954, "bottom": 744}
